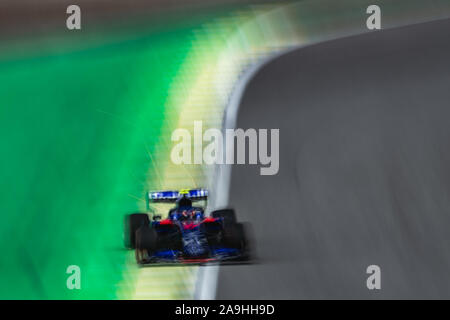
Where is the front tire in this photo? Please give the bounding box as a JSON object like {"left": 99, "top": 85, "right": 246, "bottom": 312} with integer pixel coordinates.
{"left": 223, "top": 222, "right": 246, "bottom": 250}
{"left": 135, "top": 225, "right": 157, "bottom": 264}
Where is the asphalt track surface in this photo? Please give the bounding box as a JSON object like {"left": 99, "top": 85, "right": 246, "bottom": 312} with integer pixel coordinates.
{"left": 216, "top": 18, "right": 450, "bottom": 299}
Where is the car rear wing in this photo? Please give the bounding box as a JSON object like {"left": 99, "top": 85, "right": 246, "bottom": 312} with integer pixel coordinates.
{"left": 146, "top": 188, "right": 208, "bottom": 206}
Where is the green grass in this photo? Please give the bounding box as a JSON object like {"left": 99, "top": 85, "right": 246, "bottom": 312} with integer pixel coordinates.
{"left": 0, "top": 17, "right": 201, "bottom": 299}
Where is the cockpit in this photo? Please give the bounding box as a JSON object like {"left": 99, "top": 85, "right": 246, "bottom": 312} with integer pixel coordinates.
{"left": 168, "top": 195, "right": 205, "bottom": 221}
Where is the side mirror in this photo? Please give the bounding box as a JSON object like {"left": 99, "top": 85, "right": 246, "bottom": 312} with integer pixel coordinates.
{"left": 152, "top": 215, "right": 162, "bottom": 221}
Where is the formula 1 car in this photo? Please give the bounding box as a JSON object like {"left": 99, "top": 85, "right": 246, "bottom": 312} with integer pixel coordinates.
{"left": 124, "top": 188, "right": 250, "bottom": 265}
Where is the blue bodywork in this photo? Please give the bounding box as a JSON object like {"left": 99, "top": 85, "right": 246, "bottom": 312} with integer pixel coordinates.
{"left": 142, "top": 189, "right": 245, "bottom": 264}
{"left": 149, "top": 215, "right": 242, "bottom": 263}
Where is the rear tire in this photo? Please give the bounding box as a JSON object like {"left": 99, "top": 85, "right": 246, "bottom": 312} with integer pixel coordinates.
{"left": 124, "top": 213, "right": 150, "bottom": 249}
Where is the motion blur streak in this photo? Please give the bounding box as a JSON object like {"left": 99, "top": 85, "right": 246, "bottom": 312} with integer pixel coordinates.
{"left": 0, "top": 0, "right": 449, "bottom": 300}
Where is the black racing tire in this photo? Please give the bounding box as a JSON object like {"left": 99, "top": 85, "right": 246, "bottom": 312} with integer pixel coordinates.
{"left": 222, "top": 222, "right": 246, "bottom": 251}
{"left": 124, "top": 213, "right": 150, "bottom": 249}
{"left": 135, "top": 225, "right": 157, "bottom": 264}
{"left": 211, "top": 209, "right": 237, "bottom": 225}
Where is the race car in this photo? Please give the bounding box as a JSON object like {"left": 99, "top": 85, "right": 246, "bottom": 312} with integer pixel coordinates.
{"left": 124, "top": 188, "right": 250, "bottom": 265}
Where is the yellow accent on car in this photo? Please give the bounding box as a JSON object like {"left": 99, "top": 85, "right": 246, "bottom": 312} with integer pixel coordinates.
{"left": 179, "top": 189, "right": 190, "bottom": 195}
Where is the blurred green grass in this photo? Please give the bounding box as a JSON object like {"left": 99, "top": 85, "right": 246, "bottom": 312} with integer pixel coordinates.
{"left": 0, "top": 16, "right": 201, "bottom": 299}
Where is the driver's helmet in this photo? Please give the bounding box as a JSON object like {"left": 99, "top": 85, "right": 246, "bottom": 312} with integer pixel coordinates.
{"left": 176, "top": 195, "right": 192, "bottom": 210}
